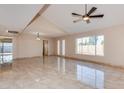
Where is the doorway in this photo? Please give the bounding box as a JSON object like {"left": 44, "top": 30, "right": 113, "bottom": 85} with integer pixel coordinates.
{"left": 43, "top": 40, "right": 48, "bottom": 56}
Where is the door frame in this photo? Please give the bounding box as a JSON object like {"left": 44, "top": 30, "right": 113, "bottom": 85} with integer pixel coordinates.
{"left": 43, "top": 40, "right": 48, "bottom": 56}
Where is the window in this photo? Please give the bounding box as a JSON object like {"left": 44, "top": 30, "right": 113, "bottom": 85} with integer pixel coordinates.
{"left": 0, "top": 38, "right": 13, "bottom": 64}
{"left": 57, "top": 40, "right": 60, "bottom": 55}
{"left": 62, "top": 40, "right": 65, "bottom": 55}
{"left": 57, "top": 40, "right": 66, "bottom": 56}
{"left": 3, "top": 43, "right": 13, "bottom": 54}
{"left": 0, "top": 39, "right": 13, "bottom": 54}
{"left": 82, "top": 36, "right": 96, "bottom": 55}
{"left": 76, "top": 35, "right": 104, "bottom": 56}
{"left": 96, "top": 35, "right": 104, "bottom": 56}
{"left": 0, "top": 42, "right": 2, "bottom": 54}
{"left": 76, "top": 38, "right": 83, "bottom": 54}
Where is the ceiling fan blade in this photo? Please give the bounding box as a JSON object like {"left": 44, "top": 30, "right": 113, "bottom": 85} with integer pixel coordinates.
{"left": 86, "top": 20, "right": 90, "bottom": 24}
{"left": 89, "top": 14, "right": 104, "bottom": 18}
{"left": 87, "top": 7, "right": 97, "bottom": 16}
{"left": 73, "top": 19, "right": 82, "bottom": 23}
{"left": 72, "top": 13, "right": 82, "bottom": 16}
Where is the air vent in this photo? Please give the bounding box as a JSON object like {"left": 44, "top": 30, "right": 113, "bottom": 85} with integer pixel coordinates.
{"left": 7, "top": 31, "right": 19, "bottom": 34}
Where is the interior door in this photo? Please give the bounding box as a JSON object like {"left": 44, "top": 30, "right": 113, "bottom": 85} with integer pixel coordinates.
{"left": 43, "top": 40, "right": 48, "bottom": 56}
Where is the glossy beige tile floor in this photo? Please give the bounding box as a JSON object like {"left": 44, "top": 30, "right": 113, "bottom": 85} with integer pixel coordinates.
{"left": 0, "top": 56, "right": 124, "bottom": 89}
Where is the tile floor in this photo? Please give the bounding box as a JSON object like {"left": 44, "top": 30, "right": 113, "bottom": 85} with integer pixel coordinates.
{"left": 0, "top": 56, "right": 124, "bottom": 89}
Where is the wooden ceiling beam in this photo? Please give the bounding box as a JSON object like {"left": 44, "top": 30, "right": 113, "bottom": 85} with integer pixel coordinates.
{"left": 23, "top": 4, "right": 50, "bottom": 31}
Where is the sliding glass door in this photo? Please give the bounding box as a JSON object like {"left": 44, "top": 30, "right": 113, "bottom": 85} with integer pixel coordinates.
{"left": 0, "top": 38, "right": 13, "bottom": 64}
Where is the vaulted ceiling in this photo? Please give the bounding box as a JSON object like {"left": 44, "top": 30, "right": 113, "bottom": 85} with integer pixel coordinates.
{"left": 0, "top": 4, "right": 124, "bottom": 37}
{"left": 42, "top": 4, "right": 124, "bottom": 34}
{"left": 25, "top": 16, "right": 66, "bottom": 37}
{"left": 0, "top": 4, "right": 43, "bottom": 36}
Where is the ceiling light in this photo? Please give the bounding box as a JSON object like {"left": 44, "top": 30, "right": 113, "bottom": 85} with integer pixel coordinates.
{"left": 83, "top": 16, "right": 90, "bottom": 21}
{"left": 36, "top": 37, "right": 40, "bottom": 40}
{"left": 36, "top": 33, "right": 40, "bottom": 40}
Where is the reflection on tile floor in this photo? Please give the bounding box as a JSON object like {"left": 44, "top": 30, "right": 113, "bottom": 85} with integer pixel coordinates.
{"left": 77, "top": 65, "right": 104, "bottom": 88}
{"left": 0, "top": 56, "right": 124, "bottom": 89}
{"left": 0, "top": 54, "right": 12, "bottom": 64}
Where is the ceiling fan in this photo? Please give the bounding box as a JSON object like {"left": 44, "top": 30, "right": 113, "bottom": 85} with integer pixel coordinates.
{"left": 72, "top": 4, "right": 104, "bottom": 24}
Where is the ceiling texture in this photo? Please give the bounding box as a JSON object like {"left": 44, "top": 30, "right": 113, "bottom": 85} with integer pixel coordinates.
{"left": 0, "top": 4, "right": 124, "bottom": 37}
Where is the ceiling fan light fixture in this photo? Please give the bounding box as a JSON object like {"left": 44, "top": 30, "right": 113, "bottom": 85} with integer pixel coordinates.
{"left": 72, "top": 4, "right": 104, "bottom": 24}
{"left": 36, "top": 37, "right": 40, "bottom": 40}
{"left": 83, "top": 16, "right": 90, "bottom": 21}
{"left": 36, "top": 33, "right": 40, "bottom": 40}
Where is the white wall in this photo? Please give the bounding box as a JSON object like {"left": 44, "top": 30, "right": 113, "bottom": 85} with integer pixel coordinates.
{"left": 13, "top": 33, "right": 55, "bottom": 59}
{"left": 55, "top": 24, "right": 124, "bottom": 67}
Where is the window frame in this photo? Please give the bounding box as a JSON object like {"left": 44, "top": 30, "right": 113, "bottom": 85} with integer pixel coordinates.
{"left": 76, "top": 35, "right": 104, "bottom": 56}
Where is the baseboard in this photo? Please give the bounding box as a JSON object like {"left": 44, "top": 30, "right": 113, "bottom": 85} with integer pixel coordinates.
{"left": 13, "top": 55, "right": 52, "bottom": 60}
{"left": 56, "top": 55, "right": 124, "bottom": 70}
{"left": 13, "top": 55, "right": 124, "bottom": 70}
